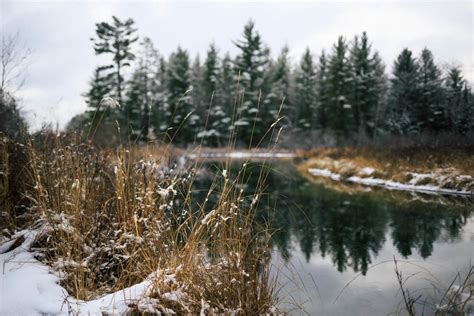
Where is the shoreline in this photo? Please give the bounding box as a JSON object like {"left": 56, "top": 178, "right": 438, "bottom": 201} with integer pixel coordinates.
{"left": 307, "top": 167, "right": 473, "bottom": 196}
{"left": 299, "top": 147, "right": 474, "bottom": 197}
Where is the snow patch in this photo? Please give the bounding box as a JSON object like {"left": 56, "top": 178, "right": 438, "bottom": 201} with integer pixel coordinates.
{"left": 0, "top": 230, "right": 154, "bottom": 315}
{"left": 308, "top": 168, "right": 472, "bottom": 196}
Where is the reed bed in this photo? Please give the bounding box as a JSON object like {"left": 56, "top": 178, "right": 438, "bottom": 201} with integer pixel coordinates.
{"left": 0, "top": 132, "right": 278, "bottom": 314}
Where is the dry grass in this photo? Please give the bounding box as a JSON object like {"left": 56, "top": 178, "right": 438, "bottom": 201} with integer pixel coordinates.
{"left": 300, "top": 147, "right": 474, "bottom": 177}
{"left": 394, "top": 257, "right": 473, "bottom": 316}
{"left": 298, "top": 147, "right": 474, "bottom": 193}
{"left": 1, "top": 131, "right": 278, "bottom": 313}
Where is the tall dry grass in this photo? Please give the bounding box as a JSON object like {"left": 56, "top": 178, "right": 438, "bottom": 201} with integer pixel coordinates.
{"left": 1, "top": 130, "right": 278, "bottom": 313}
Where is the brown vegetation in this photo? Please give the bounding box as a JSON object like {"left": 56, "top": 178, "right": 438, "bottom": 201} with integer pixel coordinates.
{"left": 0, "top": 132, "right": 278, "bottom": 313}
{"left": 298, "top": 146, "right": 474, "bottom": 193}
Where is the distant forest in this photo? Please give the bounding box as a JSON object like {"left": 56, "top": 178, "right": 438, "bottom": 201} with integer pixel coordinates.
{"left": 68, "top": 16, "right": 474, "bottom": 148}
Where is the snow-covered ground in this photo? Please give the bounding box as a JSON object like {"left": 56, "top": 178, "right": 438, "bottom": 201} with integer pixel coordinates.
{"left": 0, "top": 230, "right": 155, "bottom": 315}
{"left": 308, "top": 168, "right": 473, "bottom": 196}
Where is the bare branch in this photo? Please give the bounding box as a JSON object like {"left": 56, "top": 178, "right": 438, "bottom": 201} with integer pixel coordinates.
{"left": 1, "top": 32, "right": 32, "bottom": 94}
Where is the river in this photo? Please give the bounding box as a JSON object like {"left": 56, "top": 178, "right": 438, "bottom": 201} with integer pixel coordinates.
{"left": 191, "top": 159, "right": 473, "bottom": 315}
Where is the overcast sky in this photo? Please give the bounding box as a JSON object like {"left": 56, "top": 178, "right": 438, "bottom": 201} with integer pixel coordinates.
{"left": 1, "top": 0, "right": 472, "bottom": 131}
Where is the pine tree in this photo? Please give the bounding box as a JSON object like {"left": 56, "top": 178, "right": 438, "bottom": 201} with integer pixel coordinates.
{"left": 216, "top": 53, "right": 235, "bottom": 115}
{"left": 151, "top": 57, "right": 169, "bottom": 136}
{"left": 386, "top": 48, "right": 419, "bottom": 135}
{"left": 445, "top": 67, "right": 470, "bottom": 134}
{"left": 215, "top": 53, "right": 234, "bottom": 142}
{"left": 83, "top": 66, "right": 114, "bottom": 132}
{"left": 315, "top": 50, "right": 330, "bottom": 130}
{"left": 91, "top": 16, "right": 138, "bottom": 105}
{"left": 189, "top": 55, "right": 205, "bottom": 139}
{"left": 462, "top": 84, "right": 474, "bottom": 132}
{"left": 197, "top": 44, "right": 229, "bottom": 146}
{"left": 123, "top": 37, "right": 160, "bottom": 142}
{"left": 267, "top": 46, "right": 292, "bottom": 129}
{"left": 203, "top": 44, "right": 219, "bottom": 103}
{"left": 233, "top": 20, "right": 270, "bottom": 145}
{"left": 417, "top": 48, "right": 445, "bottom": 132}
{"left": 165, "top": 46, "right": 192, "bottom": 144}
{"left": 294, "top": 48, "right": 317, "bottom": 130}
{"left": 84, "top": 66, "right": 113, "bottom": 115}
{"left": 371, "top": 52, "right": 388, "bottom": 137}
{"left": 349, "top": 32, "right": 386, "bottom": 138}
{"left": 326, "top": 36, "right": 354, "bottom": 140}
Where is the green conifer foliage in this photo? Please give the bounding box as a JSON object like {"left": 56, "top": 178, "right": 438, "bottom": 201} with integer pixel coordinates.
{"left": 267, "top": 46, "right": 292, "bottom": 129}
{"left": 349, "top": 32, "right": 386, "bottom": 138}
{"left": 124, "top": 38, "right": 160, "bottom": 142}
{"left": 91, "top": 16, "right": 138, "bottom": 105}
{"left": 417, "top": 48, "right": 445, "bottom": 131}
{"left": 295, "top": 48, "right": 317, "bottom": 130}
{"left": 326, "top": 37, "right": 354, "bottom": 140}
{"left": 445, "top": 67, "right": 472, "bottom": 134}
{"left": 315, "top": 51, "right": 330, "bottom": 130}
{"left": 197, "top": 44, "right": 230, "bottom": 146}
{"left": 165, "top": 46, "right": 192, "bottom": 144}
{"left": 386, "top": 48, "right": 420, "bottom": 135}
{"left": 233, "top": 20, "right": 270, "bottom": 145}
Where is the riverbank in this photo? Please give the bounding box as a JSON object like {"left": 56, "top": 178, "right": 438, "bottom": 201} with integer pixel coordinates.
{"left": 298, "top": 147, "right": 474, "bottom": 196}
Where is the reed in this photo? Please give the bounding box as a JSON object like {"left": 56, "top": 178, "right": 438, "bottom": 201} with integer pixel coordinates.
{"left": 1, "top": 130, "right": 278, "bottom": 313}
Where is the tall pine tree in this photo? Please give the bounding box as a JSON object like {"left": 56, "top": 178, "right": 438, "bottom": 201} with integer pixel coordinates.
{"left": 91, "top": 16, "right": 138, "bottom": 105}
{"left": 151, "top": 57, "right": 169, "bottom": 137}
{"left": 165, "top": 46, "right": 192, "bottom": 144}
{"left": 315, "top": 50, "right": 330, "bottom": 130}
{"left": 267, "top": 46, "right": 292, "bottom": 129}
{"left": 386, "top": 48, "right": 419, "bottom": 135}
{"left": 215, "top": 53, "right": 235, "bottom": 141}
{"left": 417, "top": 48, "right": 445, "bottom": 132}
{"left": 326, "top": 36, "right": 354, "bottom": 141}
{"left": 123, "top": 37, "right": 160, "bottom": 142}
{"left": 445, "top": 67, "right": 472, "bottom": 134}
{"left": 233, "top": 20, "right": 270, "bottom": 145}
{"left": 198, "top": 44, "right": 229, "bottom": 146}
{"left": 189, "top": 55, "right": 205, "bottom": 138}
{"left": 294, "top": 48, "right": 317, "bottom": 130}
{"left": 349, "top": 32, "right": 386, "bottom": 138}
{"left": 84, "top": 66, "right": 113, "bottom": 118}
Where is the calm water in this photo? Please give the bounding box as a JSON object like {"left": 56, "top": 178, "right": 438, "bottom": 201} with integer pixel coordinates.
{"left": 192, "top": 161, "right": 474, "bottom": 315}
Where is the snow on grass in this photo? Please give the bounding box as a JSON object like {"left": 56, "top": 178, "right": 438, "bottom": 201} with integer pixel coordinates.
{"left": 308, "top": 168, "right": 473, "bottom": 196}
{"left": 436, "top": 285, "right": 474, "bottom": 315}
{"left": 0, "top": 230, "right": 157, "bottom": 315}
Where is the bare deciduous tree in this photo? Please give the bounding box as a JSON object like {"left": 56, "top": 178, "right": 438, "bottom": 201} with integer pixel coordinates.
{"left": 1, "top": 32, "right": 31, "bottom": 136}
{"left": 1, "top": 32, "right": 31, "bottom": 93}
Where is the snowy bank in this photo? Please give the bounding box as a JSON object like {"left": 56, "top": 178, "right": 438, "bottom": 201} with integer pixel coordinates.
{"left": 0, "top": 230, "right": 156, "bottom": 315}
{"left": 308, "top": 168, "right": 473, "bottom": 196}
{"left": 1, "top": 228, "right": 276, "bottom": 315}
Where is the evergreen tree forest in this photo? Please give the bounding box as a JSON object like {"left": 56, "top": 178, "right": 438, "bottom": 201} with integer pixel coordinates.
{"left": 77, "top": 17, "right": 474, "bottom": 147}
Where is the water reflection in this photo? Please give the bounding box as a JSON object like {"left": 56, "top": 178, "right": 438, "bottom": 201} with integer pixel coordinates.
{"left": 192, "top": 162, "right": 473, "bottom": 276}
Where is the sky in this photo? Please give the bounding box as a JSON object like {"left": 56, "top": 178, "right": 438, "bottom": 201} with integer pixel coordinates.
{"left": 1, "top": 0, "right": 473, "bottom": 131}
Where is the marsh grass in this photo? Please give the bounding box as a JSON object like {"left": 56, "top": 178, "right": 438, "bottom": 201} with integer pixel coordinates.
{"left": 394, "top": 257, "right": 473, "bottom": 315}
{"left": 0, "top": 129, "right": 279, "bottom": 313}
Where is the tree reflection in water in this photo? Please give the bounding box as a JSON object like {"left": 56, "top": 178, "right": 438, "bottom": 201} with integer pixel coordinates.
{"left": 192, "top": 162, "right": 473, "bottom": 276}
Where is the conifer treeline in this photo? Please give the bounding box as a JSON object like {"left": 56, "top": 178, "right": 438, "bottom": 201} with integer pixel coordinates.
{"left": 79, "top": 17, "right": 474, "bottom": 147}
